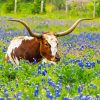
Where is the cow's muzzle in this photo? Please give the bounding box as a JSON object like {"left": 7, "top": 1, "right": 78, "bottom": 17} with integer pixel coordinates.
{"left": 55, "top": 53, "right": 60, "bottom": 62}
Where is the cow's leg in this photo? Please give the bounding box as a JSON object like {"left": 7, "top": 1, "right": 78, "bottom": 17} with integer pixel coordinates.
{"left": 42, "top": 58, "right": 56, "bottom": 65}
{"left": 5, "top": 54, "right": 19, "bottom": 65}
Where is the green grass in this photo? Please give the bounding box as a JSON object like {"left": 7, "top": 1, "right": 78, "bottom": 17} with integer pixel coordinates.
{"left": 0, "top": 15, "right": 100, "bottom": 99}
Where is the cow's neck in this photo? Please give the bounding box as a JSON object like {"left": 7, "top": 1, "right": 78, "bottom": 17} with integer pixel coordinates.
{"left": 32, "top": 37, "right": 42, "bottom": 62}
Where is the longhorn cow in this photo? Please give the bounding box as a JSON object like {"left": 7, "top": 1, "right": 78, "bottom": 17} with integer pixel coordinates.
{"left": 5, "top": 18, "right": 92, "bottom": 65}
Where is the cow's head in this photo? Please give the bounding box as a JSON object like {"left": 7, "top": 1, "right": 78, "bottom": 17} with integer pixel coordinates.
{"left": 8, "top": 18, "right": 93, "bottom": 63}
{"left": 40, "top": 33, "right": 60, "bottom": 63}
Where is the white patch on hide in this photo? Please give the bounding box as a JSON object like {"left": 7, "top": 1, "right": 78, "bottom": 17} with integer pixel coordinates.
{"left": 44, "top": 34, "right": 58, "bottom": 56}
{"left": 6, "top": 36, "right": 34, "bottom": 65}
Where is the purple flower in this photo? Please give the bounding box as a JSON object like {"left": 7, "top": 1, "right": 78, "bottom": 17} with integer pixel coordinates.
{"left": 0, "top": 97, "right": 4, "bottom": 100}
{"left": 42, "top": 78, "right": 45, "bottom": 82}
{"left": 42, "top": 69, "right": 47, "bottom": 76}
{"left": 78, "top": 61, "right": 84, "bottom": 68}
{"left": 90, "top": 62, "right": 95, "bottom": 67}
{"left": 38, "top": 64, "right": 41, "bottom": 74}
{"left": 55, "top": 89, "right": 60, "bottom": 97}
{"left": 34, "top": 89, "right": 38, "bottom": 96}
{"left": 78, "top": 86, "right": 82, "bottom": 93}
{"left": 96, "top": 94, "right": 100, "bottom": 99}
{"left": 85, "top": 62, "right": 91, "bottom": 68}
{"left": 33, "top": 58, "right": 37, "bottom": 64}
{"left": 18, "top": 90, "right": 22, "bottom": 96}
{"left": 34, "top": 85, "right": 39, "bottom": 96}
{"left": 63, "top": 97, "right": 70, "bottom": 100}
{"left": 4, "top": 88, "right": 7, "bottom": 92}
{"left": 81, "top": 96, "right": 86, "bottom": 100}
{"left": 4, "top": 91, "right": 8, "bottom": 97}
{"left": 17, "top": 96, "right": 22, "bottom": 100}
{"left": 66, "top": 85, "right": 70, "bottom": 91}
{"left": 46, "top": 90, "right": 50, "bottom": 98}
{"left": 26, "top": 95, "right": 30, "bottom": 99}
{"left": 97, "top": 60, "right": 100, "bottom": 64}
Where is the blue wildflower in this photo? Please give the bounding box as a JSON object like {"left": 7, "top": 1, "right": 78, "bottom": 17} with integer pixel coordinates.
{"left": 78, "top": 61, "right": 84, "bottom": 68}
{"left": 78, "top": 86, "right": 82, "bottom": 93}
{"left": 0, "top": 97, "right": 4, "bottom": 100}
{"left": 33, "top": 58, "right": 37, "bottom": 64}
{"left": 55, "top": 89, "right": 60, "bottom": 97}
{"left": 66, "top": 85, "right": 70, "bottom": 92}
{"left": 4, "top": 91, "right": 8, "bottom": 97}
{"left": 81, "top": 96, "right": 86, "bottom": 100}
{"left": 63, "top": 97, "right": 70, "bottom": 100}
{"left": 97, "top": 60, "right": 100, "bottom": 64}
{"left": 42, "top": 69, "right": 47, "bottom": 76}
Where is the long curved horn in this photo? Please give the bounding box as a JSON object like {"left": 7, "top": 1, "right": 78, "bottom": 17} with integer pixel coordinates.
{"left": 8, "top": 19, "right": 42, "bottom": 37}
{"left": 55, "top": 18, "right": 93, "bottom": 37}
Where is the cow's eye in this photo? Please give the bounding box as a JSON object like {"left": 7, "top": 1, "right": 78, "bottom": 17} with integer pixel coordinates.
{"left": 45, "top": 43, "right": 48, "bottom": 46}
{"left": 45, "top": 43, "right": 51, "bottom": 48}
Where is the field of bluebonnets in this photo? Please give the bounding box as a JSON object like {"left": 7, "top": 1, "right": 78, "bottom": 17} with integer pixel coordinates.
{"left": 0, "top": 16, "right": 100, "bottom": 100}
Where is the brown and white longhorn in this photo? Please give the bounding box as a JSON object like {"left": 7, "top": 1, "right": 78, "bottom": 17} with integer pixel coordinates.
{"left": 5, "top": 18, "right": 92, "bottom": 65}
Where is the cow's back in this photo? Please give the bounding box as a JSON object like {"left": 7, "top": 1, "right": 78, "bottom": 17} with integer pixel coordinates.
{"left": 5, "top": 36, "right": 42, "bottom": 65}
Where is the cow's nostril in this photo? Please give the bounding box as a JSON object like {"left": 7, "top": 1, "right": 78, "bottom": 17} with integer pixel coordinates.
{"left": 55, "top": 56, "right": 60, "bottom": 61}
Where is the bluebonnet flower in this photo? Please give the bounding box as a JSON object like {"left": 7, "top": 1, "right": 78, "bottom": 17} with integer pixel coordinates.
{"left": 33, "top": 58, "right": 37, "bottom": 64}
{"left": 66, "top": 85, "right": 70, "bottom": 92}
{"left": 96, "top": 94, "right": 100, "bottom": 99}
{"left": 46, "top": 89, "right": 50, "bottom": 98}
{"left": 49, "top": 93, "right": 53, "bottom": 100}
{"left": 80, "top": 96, "right": 86, "bottom": 100}
{"left": 85, "top": 61, "right": 91, "bottom": 68}
{"left": 17, "top": 96, "right": 22, "bottom": 100}
{"left": 64, "top": 61, "right": 68, "bottom": 65}
{"left": 34, "top": 85, "right": 39, "bottom": 96}
{"left": 4, "top": 88, "right": 7, "bottom": 92}
{"left": 14, "top": 67, "right": 18, "bottom": 70}
{"left": 42, "top": 69, "right": 47, "bottom": 76}
{"left": 31, "top": 82, "right": 35, "bottom": 86}
{"left": 0, "top": 97, "right": 4, "bottom": 100}
{"left": 14, "top": 93, "right": 17, "bottom": 98}
{"left": 26, "top": 95, "right": 30, "bottom": 99}
{"left": 48, "top": 63, "right": 53, "bottom": 67}
{"left": 4, "top": 91, "right": 8, "bottom": 97}
{"left": 18, "top": 90, "right": 22, "bottom": 96}
{"left": 38, "top": 64, "right": 41, "bottom": 74}
{"left": 41, "top": 78, "right": 45, "bottom": 82}
{"left": 78, "top": 86, "right": 83, "bottom": 93}
{"left": 89, "top": 83, "right": 97, "bottom": 89}
{"left": 63, "top": 97, "right": 71, "bottom": 100}
{"left": 55, "top": 89, "right": 60, "bottom": 97}
{"left": 97, "top": 60, "right": 100, "bottom": 64}
{"left": 78, "top": 61, "right": 84, "bottom": 68}
{"left": 86, "top": 95, "right": 92, "bottom": 100}
{"left": 90, "top": 62, "right": 95, "bottom": 67}
{"left": 7, "top": 97, "right": 11, "bottom": 100}
{"left": 56, "top": 84, "right": 61, "bottom": 89}
{"left": 34, "top": 89, "right": 38, "bottom": 96}
{"left": 48, "top": 78, "right": 56, "bottom": 88}
{"left": 7, "top": 60, "right": 13, "bottom": 66}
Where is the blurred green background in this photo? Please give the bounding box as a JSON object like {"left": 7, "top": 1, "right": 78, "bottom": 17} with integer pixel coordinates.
{"left": 0, "top": 0, "right": 100, "bottom": 18}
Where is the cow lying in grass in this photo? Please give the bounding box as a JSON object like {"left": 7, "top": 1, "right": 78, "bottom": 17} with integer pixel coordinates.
{"left": 5, "top": 18, "right": 92, "bottom": 65}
